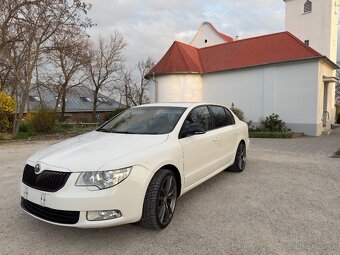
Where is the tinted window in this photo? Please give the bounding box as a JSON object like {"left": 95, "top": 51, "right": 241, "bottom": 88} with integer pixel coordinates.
{"left": 183, "top": 106, "right": 212, "bottom": 131}
{"left": 224, "top": 108, "right": 235, "bottom": 125}
{"left": 210, "top": 106, "right": 228, "bottom": 128}
{"left": 97, "top": 106, "right": 186, "bottom": 135}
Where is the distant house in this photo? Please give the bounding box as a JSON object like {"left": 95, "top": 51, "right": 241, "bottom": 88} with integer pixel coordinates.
{"left": 147, "top": 0, "right": 339, "bottom": 136}
{"left": 25, "top": 86, "right": 123, "bottom": 122}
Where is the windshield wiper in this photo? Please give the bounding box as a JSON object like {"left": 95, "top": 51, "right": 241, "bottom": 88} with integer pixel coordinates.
{"left": 112, "top": 131, "right": 136, "bottom": 134}
{"left": 96, "top": 128, "right": 111, "bottom": 133}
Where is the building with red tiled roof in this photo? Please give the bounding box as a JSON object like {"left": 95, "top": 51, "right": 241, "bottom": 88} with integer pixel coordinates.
{"left": 148, "top": 31, "right": 333, "bottom": 76}
{"left": 148, "top": 1, "right": 339, "bottom": 136}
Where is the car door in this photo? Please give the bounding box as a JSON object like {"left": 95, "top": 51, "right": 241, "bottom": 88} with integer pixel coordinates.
{"left": 179, "top": 106, "right": 221, "bottom": 189}
{"left": 209, "top": 106, "right": 238, "bottom": 167}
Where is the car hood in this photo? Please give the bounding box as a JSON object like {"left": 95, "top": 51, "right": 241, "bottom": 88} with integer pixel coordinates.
{"left": 27, "top": 131, "right": 169, "bottom": 172}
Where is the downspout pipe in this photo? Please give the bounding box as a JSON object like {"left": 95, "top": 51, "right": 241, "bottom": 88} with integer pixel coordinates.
{"left": 152, "top": 72, "right": 158, "bottom": 103}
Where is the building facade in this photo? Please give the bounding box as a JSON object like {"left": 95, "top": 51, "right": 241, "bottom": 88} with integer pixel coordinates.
{"left": 26, "top": 86, "right": 123, "bottom": 123}
{"left": 147, "top": 0, "right": 339, "bottom": 136}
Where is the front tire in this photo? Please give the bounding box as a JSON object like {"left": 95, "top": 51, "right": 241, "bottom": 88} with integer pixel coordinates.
{"left": 228, "top": 142, "right": 246, "bottom": 172}
{"left": 138, "top": 169, "right": 177, "bottom": 230}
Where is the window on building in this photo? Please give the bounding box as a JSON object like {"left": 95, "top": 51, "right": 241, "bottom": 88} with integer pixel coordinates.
{"left": 29, "top": 96, "right": 41, "bottom": 102}
{"left": 304, "top": 0, "right": 312, "bottom": 13}
{"left": 80, "top": 97, "right": 91, "bottom": 102}
{"left": 55, "top": 96, "right": 67, "bottom": 101}
{"left": 204, "top": 39, "right": 208, "bottom": 43}
{"left": 304, "top": 40, "right": 310, "bottom": 45}
{"left": 98, "top": 97, "right": 108, "bottom": 103}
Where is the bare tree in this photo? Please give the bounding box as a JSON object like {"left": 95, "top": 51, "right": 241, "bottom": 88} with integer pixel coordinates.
{"left": 119, "top": 57, "right": 154, "bottom": 107}
{"left": 0, "top": 0, "right": 43, "bottom": 51}
{"left": 131, "top": 57, "right": 154, "bottom": 106}
{"left": 86, "top": 32, "right": 127, "bottom": 122}
{"left": 118, "top": 68, "right": 134, "bottom": 108}
{"left": 47, "top": 27, "right": 91, "bottom": 121}
{"left": 0, "top": 0, "right": 93, "bottom": 135}
{"left": 0, "top": 58, "right": 13, "bottom": 92}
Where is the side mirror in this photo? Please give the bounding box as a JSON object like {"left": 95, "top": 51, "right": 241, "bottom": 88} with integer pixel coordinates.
{"left": 182, "top": 123, "right": 206, "bottom": 138}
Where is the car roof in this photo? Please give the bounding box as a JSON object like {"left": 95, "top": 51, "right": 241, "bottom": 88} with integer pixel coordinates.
{"left": 136, "top": 102, "right": 228, "bottom": 108}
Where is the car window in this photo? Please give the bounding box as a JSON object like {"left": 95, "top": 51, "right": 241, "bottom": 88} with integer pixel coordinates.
{"left": 224, "top": 108, "right": 235, "bottom": 125}
{"left": 210, "top": 106, "right": 228, "bottom": 128}
{"left": 97, "top": 106, "right": 186, "bottom": 135}
{"left": 183, "top": 106, "right": 212, "bottom": 131}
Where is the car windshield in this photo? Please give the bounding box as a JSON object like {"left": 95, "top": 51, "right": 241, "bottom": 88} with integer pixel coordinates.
{"left": 97, "top": 106, "right": 187, "bottom": 135}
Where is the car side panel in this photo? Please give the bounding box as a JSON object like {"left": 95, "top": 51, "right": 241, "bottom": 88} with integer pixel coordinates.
{"left": 179, "top": 130, "right": 221, "bottom": 189}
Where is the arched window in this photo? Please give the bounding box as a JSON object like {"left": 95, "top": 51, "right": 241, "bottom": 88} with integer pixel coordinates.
{"left": 304, "top": 0, "right": 312, "bottom": 13}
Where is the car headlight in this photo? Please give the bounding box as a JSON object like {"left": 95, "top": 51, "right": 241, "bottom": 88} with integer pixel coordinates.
{"left": 76, "top": 167, "right": 132, "bottom": 190}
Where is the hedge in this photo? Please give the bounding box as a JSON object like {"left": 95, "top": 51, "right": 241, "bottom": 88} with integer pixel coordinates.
{"left": 249, "top": 131, "right": 294, "bottom": 138}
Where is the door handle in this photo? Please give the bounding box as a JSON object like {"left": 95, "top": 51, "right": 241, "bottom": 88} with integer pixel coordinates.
{"left": 213, "top": 137, "right": 219, "bottom": 142}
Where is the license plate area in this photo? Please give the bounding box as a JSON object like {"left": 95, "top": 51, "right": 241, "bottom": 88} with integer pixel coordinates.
{"left": 22, "top": 186, "right": 47, "bottom": 207}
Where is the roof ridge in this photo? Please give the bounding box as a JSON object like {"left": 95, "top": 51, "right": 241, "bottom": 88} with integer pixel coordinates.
{"left": 174, "top": 42, "right": 191, "bottom": 71}
{"left": 284, "top": 31, "right": 322, "bottom": 56}
{"left": 159, "top": 41, "right": 178, "bottom": 72}
{"left": 203, "top": 21, "right": 233, "bottom": 42}
{"left": 197, "top": 31, "right": 291, "bottom": 51}
{"left": 174, "top": 40, "right": 198, "bottom": 49}
{"left": 175, "top": 41, "right": 203, "bottom": 72}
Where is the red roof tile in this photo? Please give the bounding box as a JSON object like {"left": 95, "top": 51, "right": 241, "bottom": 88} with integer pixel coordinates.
{"left": 149, "top": 41, "right": 203, "bottom": 75}
{"left": 147, "top": 32, "right": 325, "bottom": 77}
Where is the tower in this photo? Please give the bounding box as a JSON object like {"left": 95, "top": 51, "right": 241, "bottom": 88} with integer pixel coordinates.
{"left": 285, "top": 0, "right": 339, "bottom": 63}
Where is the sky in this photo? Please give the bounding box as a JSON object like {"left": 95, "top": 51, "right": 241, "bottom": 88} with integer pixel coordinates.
{"left": 85, "top": 0, "right": 336, "bottom": 68}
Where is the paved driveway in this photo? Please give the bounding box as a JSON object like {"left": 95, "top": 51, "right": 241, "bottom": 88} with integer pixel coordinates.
{"left": 0, "top": 130, "right": 339, "bottom": 255}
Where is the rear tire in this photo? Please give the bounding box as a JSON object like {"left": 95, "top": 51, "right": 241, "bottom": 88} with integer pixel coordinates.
{"left": 138, "top": 169, "right": 177, "bottom": 230}
{"left": 228, "top": 142, "right": 246, "bottom": 172}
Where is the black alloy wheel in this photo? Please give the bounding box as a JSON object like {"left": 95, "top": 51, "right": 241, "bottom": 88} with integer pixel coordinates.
{"left": 228, "top": 142, "right": 246, "bottom": 172}
{"left": 139, "top": 169, "right": 178, "bottom": 230}
{"left": 157, "top": 175, "right": 177, "bottom": 226}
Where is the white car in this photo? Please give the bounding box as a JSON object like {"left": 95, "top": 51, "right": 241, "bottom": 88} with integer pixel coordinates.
{"left": 20, "top": 103, "right": 249, "bottom": 230}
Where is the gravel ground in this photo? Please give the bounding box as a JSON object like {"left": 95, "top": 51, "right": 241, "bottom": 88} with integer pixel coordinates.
{"left": 0, "top": 131, "right": 339, "bottom": 255}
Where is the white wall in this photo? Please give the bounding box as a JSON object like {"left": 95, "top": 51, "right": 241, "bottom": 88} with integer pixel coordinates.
{"left": 202, "top": 61, "right": 320, "bottom": 135}
{"left": 318, "top": 61, "right": 337, "bottom": 128}
{"left": 285, "top": 0, "right": 339, "bottom": 63}
{"left": 149, "top": 59, "right": 334, "bottom": 136}
{"left": 149, "top": 74, "right": 203, "bottom": 103}
{"left": 190, "top": 22, "right": 228, "bottom": 48}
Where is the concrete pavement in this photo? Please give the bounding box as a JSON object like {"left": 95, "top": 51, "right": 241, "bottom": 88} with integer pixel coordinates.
{"left": 0, "top": 130, "right": 339, "bottom": 255}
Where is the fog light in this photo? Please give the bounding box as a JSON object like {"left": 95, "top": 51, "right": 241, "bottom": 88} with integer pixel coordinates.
{"left": 87, "top": 210, "right": 122, "bottom": 221}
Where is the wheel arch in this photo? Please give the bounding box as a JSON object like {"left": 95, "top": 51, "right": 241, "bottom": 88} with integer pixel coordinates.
{"left": 159, "top": 164, "right": 182, "bottom": 197}
{"left": 239, "top": 139, "right": 246, "bottom": 146}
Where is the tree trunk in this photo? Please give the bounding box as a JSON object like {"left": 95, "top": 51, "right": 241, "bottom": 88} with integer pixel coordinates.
{"left": 60, "top": 85, "right": 67, "bottom": 122}
{"left": 92, "top": 87, "right": 99, "bottom": 122}
{"left": 124, "top": 83, "right": 129, "bottom": 107}
{"left": 13, "top": 88, "right": 28, "bottom": 136}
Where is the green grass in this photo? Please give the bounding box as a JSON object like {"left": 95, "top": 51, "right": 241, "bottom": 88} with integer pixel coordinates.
{"left": 14, "top": 131, "right": 41, "bottom": 139}
{"left": 335, "top": 149, "right": 340, "bottom": 156}
{"left": 13, "top": 124, "right": 96, "bottom": 140}
{"left": 249, "top": 131, "right": 294, "bottom": 138}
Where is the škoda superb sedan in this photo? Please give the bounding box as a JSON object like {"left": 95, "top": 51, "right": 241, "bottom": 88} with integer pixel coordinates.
{"left": 21, "top": 103, "right": 249, "bottom": 230}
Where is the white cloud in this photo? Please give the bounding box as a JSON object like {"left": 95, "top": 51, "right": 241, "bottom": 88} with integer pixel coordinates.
{"left": 86, "top": 0, "right": 340, "bottom": 67}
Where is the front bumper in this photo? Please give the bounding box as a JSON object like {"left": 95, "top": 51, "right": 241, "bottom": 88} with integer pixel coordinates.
{"left": 20, "top": 165, "right": 153, "bottom": 228}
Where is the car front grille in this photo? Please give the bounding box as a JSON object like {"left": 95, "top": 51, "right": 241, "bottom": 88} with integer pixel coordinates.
{"left": 21, "top": 198, "right": 79, "bottom": 225}
{"left": 22, "top": 164, "right": 71, "bottom": 192}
